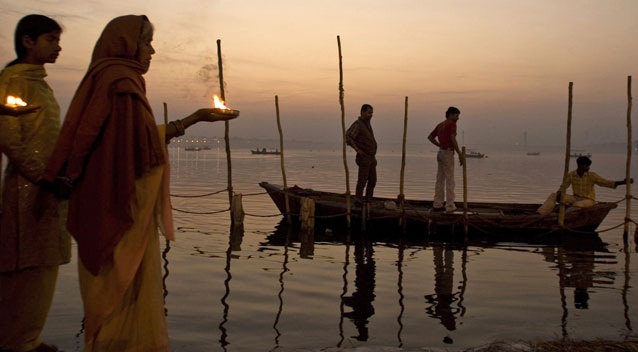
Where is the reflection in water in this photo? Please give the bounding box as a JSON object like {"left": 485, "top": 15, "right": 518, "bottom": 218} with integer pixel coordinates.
{"left": 299, "top": 228, "right": 314, "bottom": 259}
{"left": 424, "top": 244, "right": 468, "bottom": 344}
{"left": 74, "top": 319, "right": 85, "bottom": 352}
{"left": 48, "top": 150, "right": 638, "bottom": 351}
{"left": 396, "top": 242, "right": 405, "bottom": 347}
{"left": 341, "top": 238, "right": 376, "bottom": 341}
{"left": 157, "top": 217, "right": 633, "bottom": 349}
{"left": 338, "top": 237, "right": 351, "bottom": 347}
{"left": 162, "top": 239, "right": 171, "bottom": 316}
{"left": 219, "top": 224, "right": 245, "bottom": 350}
{"left": 272, "top": 226, "right": 291, "bottom": 348}
{"left": 623, "top": 244, "right": 633, "bottom": 335}
{"left": 537, "top": 238, "right": 617, "bottom": 338}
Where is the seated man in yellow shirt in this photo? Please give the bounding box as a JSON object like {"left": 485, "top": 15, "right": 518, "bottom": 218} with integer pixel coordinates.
{"left": 537, "top": 156, "right": 632, "bottom": 215}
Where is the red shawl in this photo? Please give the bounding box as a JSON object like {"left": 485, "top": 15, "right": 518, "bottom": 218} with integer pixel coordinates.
{"left": 44, "top": 15, "right": 165, "bottom": 275}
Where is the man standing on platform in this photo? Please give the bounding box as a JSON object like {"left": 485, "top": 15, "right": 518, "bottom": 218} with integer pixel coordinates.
{"left": 428, "top": 106, "right": 464, "bottom": 212}
{"left": 346, "top": 104, "right": 377, "bottom": 201}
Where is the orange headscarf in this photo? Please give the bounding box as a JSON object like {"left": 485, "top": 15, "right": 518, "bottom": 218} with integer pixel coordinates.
{"left": 44, "top": 15, "right": 165, "bottom": 275}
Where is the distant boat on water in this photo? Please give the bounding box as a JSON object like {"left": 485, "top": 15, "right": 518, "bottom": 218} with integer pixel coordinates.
{"left": 527, "top": 152, "right": 540, "bottom": 156}
{"left": 570, "top": 151, "right": 592, "bottom": 158}
{"left": 251, "top": 148, "right": 281, "bottom": 155}
{"left": 184, "top": 146, "right": 201, "bottom": 151}
{"left": 466, "top": 150, "right": 487, "bottom": 158}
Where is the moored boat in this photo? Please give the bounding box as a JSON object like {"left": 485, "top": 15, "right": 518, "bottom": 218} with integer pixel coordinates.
{"left": 259, "top": 182, "right": 616, "bottom": 235}
{"left": 570, "top": 151, "right": 592, "bottom": 158}
{"left": 251, "top": 148, "right": 281, "bottom": 155}
{"left": 466, "top": 150, "right": 487, "bottom": 158}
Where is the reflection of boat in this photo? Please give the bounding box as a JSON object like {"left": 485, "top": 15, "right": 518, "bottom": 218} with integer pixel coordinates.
{"left": 465, "top": 150, "right": 486, "bottom": 158}
{"left": 184, "top": 146, "right": 201, "bottom": 151}
{"left": 251, "top": 148, "right": 281, "bottom": 155}
{"left": 527, "top": 152, "right": 540, "bottom": 156}
{"left": 259, "top": 182, "right": 617, "bottom": 235}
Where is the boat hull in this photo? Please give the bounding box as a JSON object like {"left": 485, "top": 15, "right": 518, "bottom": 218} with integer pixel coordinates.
{"left": 251, "top": 150, "right": 281, "bottom": 155}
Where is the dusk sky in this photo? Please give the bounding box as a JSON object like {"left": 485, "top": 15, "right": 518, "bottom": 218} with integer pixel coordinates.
{"left": 1, "top": 0, "right": 636, "bottom": 148}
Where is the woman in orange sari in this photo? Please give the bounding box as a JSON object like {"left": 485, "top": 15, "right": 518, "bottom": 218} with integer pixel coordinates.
{"left": 43, "top": 15, "right": 237, "bottom": 351}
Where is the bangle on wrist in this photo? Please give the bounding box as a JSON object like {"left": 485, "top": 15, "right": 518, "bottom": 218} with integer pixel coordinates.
{"left": 170, "top": 119, "right": 185, "bottom": 137}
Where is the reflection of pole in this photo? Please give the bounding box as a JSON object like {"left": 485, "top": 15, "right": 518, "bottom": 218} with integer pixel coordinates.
{"left": 556, "top": 247, "right": 568, "bottom": 338}
{"left": 273, "top": 226, "right": 291, "bottom": 345}
{"left": 398, "top": 97, "right": 408, "bottom": 230}
{"left": 162, "top": 101, "right": 171, "bottom": 313}
{"left": 161, "top": 240, "right": 171, "bottom": 316}
{"left": 299, "top": 198, "right": 315, "bottom": 249}
{"left": 217, "top": 39, "right": 233, "bottom": 208}
{"left": 161, "top": 102, "right": 171, "bottom": 317}
{"left": 396, "top": 240, "right": 405, "bottom": 347}
{"left": 559, "top": 82, "right": 574, "bottom": 227}
{"left": 622, "top": 242, "right": 633, "bottom": 333}
{"left": 337, "top": 241, "right": 351, "bottom": 347}
{"left": 218, "top": 228, "right": 234, "bottom": 350}
{"left": 458, "top": 247, "right": 468, "bottom": 318}
{"left": 337, "top": 35, "right": 351, "bottom": 228}
{"left": 275, "top": 96, "right": 291, "bottom": 224}
{"left": 624, "top": 76, "right": 633, "bottom": 241}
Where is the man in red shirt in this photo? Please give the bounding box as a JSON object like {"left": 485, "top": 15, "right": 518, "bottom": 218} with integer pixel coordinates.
{"left": 427, "top": 107, "right": 464, "bottom": 212}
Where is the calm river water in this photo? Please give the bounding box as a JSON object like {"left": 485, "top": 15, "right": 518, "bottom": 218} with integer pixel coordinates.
{"left": 43, "top": 143, "right": 638, "bottom": 351}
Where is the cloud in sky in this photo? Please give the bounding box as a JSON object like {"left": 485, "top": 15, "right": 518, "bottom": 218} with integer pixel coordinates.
{"left": 1, "top": 0, "right": 636, "bottom": 147}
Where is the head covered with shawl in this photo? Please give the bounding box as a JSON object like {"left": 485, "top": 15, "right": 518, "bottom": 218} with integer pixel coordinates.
{"left": 44, "top": 15, "right": 166, "bottom": 275}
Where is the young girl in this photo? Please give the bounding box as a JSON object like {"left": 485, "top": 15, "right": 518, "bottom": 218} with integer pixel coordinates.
{"left": 0, "top": 14, "right": 71, "bottom": 352}
{"left": 44, "top": 15, "right": 238, "bottom": 350}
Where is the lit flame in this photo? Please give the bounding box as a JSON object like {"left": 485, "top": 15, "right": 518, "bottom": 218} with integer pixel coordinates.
{"left": 213, "top": 95, "right": 229, "bottom": 109}
{"left": 6, "top": 95, "right": 27, "bottom": 107}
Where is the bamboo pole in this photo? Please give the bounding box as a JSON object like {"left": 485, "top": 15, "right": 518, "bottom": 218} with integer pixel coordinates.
{"left": 217, "top": 39, "right": 234, "bottom": 208}
{"left": 625, "top": 76, "right": 633, "bottom": 242}
{"left": 398, "top": 96, "right": 408, "bottom": 229}
{"left": 337, "top": 35, "right": 351, "bottom": 228}
{"left": 230, "top": 193, "right": 245, "bottom": 227}
{"left": 162, "top": 102, "right": 171, "bottom": 253}
{"left": 300, "top": 197, "right": 315, "bottom": 236}
{"left": 163, "top": 102, "right": 168, "bottom": 125}
{"left": 558, "top": 82, "right": 574, "bottom": 227}
{"left": 462, "top": 146, "right": 468, "bottom": 239}
{"left": 275, "top": 96, "right": 291, "bottom": 225}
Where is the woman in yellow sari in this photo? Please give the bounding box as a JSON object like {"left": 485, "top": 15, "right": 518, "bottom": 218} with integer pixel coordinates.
{"left": 43, "top": 15, "right": 237, "bottom": 351}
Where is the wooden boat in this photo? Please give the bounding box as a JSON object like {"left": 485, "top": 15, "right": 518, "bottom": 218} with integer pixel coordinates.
{"left": 184, "top": 146, "right": 201, "bottom": 151}
{"left": 465, "top": 150, "right": 486, "bottom": 158}
{"left": 526, "top": 152, "right": 540, "bottom": 156}
{"left": 570, "top": 151, "right": 592, "bottom": 158}
{"left": 251, "top": 148, "right": 281, "bottom": 155}
{"left": 259, "top": 182, "right": 617, "bottom": 235}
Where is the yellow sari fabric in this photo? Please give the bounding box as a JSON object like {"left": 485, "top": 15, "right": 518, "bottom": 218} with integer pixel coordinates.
{"left": 80, "top": 126, "right": 170, "bottom": 352}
